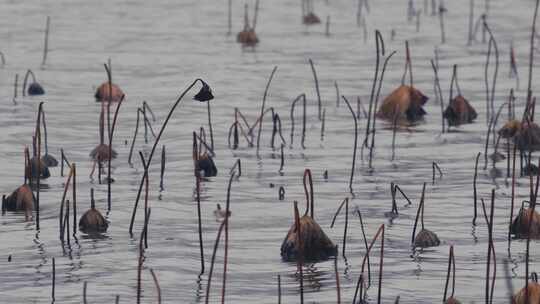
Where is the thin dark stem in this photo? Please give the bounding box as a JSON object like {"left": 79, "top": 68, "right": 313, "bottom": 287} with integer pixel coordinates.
{"left": 335, "top": 252, "right": 341, "bottom": 304}
{"left": 527, "top": 0, "right": 540, "bottom": 106}
{"left": 508, "top": 145, "right": 517, "bottom": 246}
{"left": 356, "top": 209, "right": 372, "bottom": 287}
{"left": 193, "top": 132, "right": 205, "bottom": 274}
{"left": 473, "top": 152, "right": 481, "bottom": 226}
{"left": 51, "top": 257, "right": 55, "bottom": 302}
{"left": 207, "top": 100, "right": 214, "bottom": 151}
{"left": 439, "top": 2, "right": 446, "bottom": 43}
{"left": 41, "top": 16, "right": 50, "bottom": 66}
{"left": 342, "top": 96, "right": 358, "bottom": 193}
{"left": 83, "top": 282, "right": 87, "bottom": 304}
{"left": 205, "top": 220, "right": 227, "bottom": 304}
{"left": 149, "top": 269, "right": 162, "bottom": 304}
{"left": 105, "top": 63, "right": 124, "bottom": 212}
{"left": 369, "top": 51, "right": 397, "bottom": 168}
{"left": 468, "top": 0, "right": 474, "bottom": 45}
{"left": 309, "top": 58, "right": 322, "bottom": 120}
{"left": 160, "top": 145, "right": 166, "bottom": 191}
{"left": 431, "top": 59, "right": 445, "bottom": 133}
{"left": 256, "top": 66, "right": 278, "bottom": 154}
{"left": 411, "top": 182, "right": 427, "bottom": 244}
{"left": 364, "top": 30, "right": 385, "bottom": 152}
{"left": 221, "top": 171, "right": 235, "bottom": 304}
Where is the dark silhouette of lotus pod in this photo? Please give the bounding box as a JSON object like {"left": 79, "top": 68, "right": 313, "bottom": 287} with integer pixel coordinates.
{"left": 26, "top": 157, "right": 50, "bottom": 179}
{"left": 4, "top": 184, "right": 35, "bottom": 212}
{"left": 41, "top": 153, "right": 58, "bottom": 167}
{"left": 511, "top": 208, "right": 540, "bottom": 239}
{"left": 280, "top": 215, "right": 336, "bottom": 262}
{"left": 94, "top": 82, "right": 125, "bottom": 102}
{"left": 413, "top": 228, "right": 440, "bottom": 248}
{"left": 377, "top": 85, "right": 429, "bottom": 123}
{"left": 193, "top": 83, "right": 214, "bottom": 102}
{"left": 237, "top": 29, "right": 259, "bottom": 47}
{"left": 79, "top": 207, "right": 108, "bottom": 234}
{"left": 27, "top": 83, "right": 45, "bottom": 95}
{"left": 499, "top": 120, "right": 540, "bottom": 151}
{"left": 513, "top": 282, "right": 540, "bottom": 304}
{"left": 196, "top": 153, "right": 217, "bottom": 177}
{"left": 443, "top": 95, "right": 477, "bottom": 126}
{"left": 303, "top": 12, "right": 321, "bottom": 24}
{"left": 445, "top": 297, "right": 462, "bottom": 304}
{"left": 90, "top": 144, "right": 117, "bottom": 162}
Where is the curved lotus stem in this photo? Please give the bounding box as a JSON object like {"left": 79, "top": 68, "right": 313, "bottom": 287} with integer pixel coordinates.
{"left": 22, "top": 69, "right": 37, "bottom": 97}
{"left": 302, "top": 169, "right": 314, "bottom": 218}
{"left": 129, "top": 78, "right": 211, "bottom": 235}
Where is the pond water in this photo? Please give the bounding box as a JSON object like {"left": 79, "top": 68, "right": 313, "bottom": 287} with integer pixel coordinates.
{"left": 0, "top": 0, "right": 539, "bottom": 303}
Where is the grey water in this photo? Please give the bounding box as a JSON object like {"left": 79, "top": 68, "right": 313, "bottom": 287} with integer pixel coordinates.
{"left": 0, "top": 0, "right": 539, "bottom": 303}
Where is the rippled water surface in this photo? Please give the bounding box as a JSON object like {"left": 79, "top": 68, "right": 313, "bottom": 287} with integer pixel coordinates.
{"left": 1, "top": 0, "right": 540, "bottom": 303}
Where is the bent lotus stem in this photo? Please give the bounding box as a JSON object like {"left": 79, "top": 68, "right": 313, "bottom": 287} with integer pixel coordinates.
{"left": 369, "top": 50, "right": 397, "bottom": 169}
{"left": 221, "top": 171, "right": 236, "bottom": 304}
{"left": 129, "top": 78, "right": 212, "bottom": 236}
{"left": 22, "top": 69, "right": 37, "bottom": 97}
{"left": 480, "top": 189, "right": 496, "bottom": 304}
{"left": 411, "top": 182, "right": 427, "bottom": 244}
{"left": 356, "top": 208, "right": 372, "bottom": 287}
{"left": 290, "top": 94, "right": 307, "bottom": 148}
{"left": 294, "top": 201, "right": 304, "bottom": 304}
{"left": 35, "top": 102, "right": 43, "bottom": 230}
{"left": 205, "top": 219, "right": 227, "bottom": 304}
{"left": 303, "top": 169, "right": 314, "bottom": 218}
{"left": 330, "top": 197, "right": 349, "bottom": 257}
{"left": 106, "top": 69, "right": 124, "bottom": 211}
{"left": 59, "top": 165, "right": 74, "bottom": 241}
{"left": 357, "top": 224, "right": 385, "bottom": 304}
{"left": 256, "top": 66, "right": 278, "bottom": 154}
{"left": 309, "top": 58, "right": 322, "bottom": 121}
{"left": 443, "top": 245, "right": 457, "bottom": 302}
{"left": 363, "top": 30, "right": 385, "bottom": 152}
{"left": 193, "top": 132, "right": 205, "bottom": 274}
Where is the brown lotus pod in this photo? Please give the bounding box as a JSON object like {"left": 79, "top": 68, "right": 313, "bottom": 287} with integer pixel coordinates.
{"left": 303, "top": 12, "right": 321, "bottom": 25}
{"left": 510, "top": 208, "right": 540, "bottom": 239}
{"left": 280, "top": 214, "right": 336, "bottom": 262}
{"left": 79, "top": 207, "right": 108, "bottom": 234}
{"left": 25, "top": 157, "right": 50, "bottom": 179}
{"left": 94, "top": 82, "right": 125, "bottom": 103}
{"left": 443, "top": 95, "right": 477, "bottom": 126}
{"left": 414, "top": 228, "right": 440, "bottom": 248}
{"left": 237, "top": 29, "right": 259, "bottom": 47}
{"left": 90, "top": 144, "right": 118, "bottom": 162}
{"left": 4, "top": 184, "right": 35, "bottom": 212}
{"left": 196, "top": 153, "right": 217, "bottom": 177}
{"left": 499, "top": 120, "right": 540, "bottom": 151}
{"left": 377, "top": 85, "right": 429, "bottom": 123}
{"left": 445, "top": 297, "right": 462, "bottom": 304}
{"left": 513, "top": 282, "right": 540, "bottom": 304}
